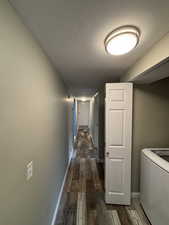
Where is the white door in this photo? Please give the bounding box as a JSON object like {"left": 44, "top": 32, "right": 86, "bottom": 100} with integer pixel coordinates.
{"left": 78, "top": 101, "right": 90, "bottom": 127}
{"left": 105, "top": 83, "right": 133, "bottom": 205}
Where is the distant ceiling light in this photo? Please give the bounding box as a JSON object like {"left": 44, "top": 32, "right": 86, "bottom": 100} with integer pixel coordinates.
{"left": 81, "top": 97, "right": 87, "bottom": 102}
{"left": 105, "top": 26, "right": 140, "bottom": 55}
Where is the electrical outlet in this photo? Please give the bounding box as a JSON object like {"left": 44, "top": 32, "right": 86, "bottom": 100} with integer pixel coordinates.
{"left": 26, "top": 161, "right": 33, "bottom": 181}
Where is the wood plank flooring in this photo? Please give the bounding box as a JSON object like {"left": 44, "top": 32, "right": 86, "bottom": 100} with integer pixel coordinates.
{"left": 55, "top": 132, "right": 151, "bottom": 225}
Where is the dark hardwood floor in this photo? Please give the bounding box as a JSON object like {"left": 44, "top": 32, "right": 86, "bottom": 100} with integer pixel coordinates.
{"left": 55, "top": 131, "right": 151, "bottom": 225}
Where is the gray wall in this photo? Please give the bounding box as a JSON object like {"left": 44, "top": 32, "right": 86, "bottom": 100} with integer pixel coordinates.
{"left": 0, "top": 1, "right": 70, "bottom": 225}
{"left": 93, "top": 95, "right": 99, "bottom": 149}
{"left": 133, "top": 78, "right": 169, "bottom": 191}
{"left": 121, "top": 32, "right": 169, "bottom": 82}
{"left": 67, "top": 97, "right": 74, "bottom": 160}
{"left": 98, "top": 88, "right": 105, "bottom": 160}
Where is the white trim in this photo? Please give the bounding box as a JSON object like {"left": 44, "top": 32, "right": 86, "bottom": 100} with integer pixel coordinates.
{"left": 50, "top": 152, "right": 73, "bottom": 225}
{"left": 132, "top": 192, "right": 140, "bottom": 198}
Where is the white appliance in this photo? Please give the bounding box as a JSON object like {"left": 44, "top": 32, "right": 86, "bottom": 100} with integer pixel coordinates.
{"left": 141, "top": 148, "right": 169, "bottom": 225}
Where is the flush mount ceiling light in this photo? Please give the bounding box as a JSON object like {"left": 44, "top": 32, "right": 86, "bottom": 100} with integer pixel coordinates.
{"left": 105, "top": 26, "right": 140, "bottom": 55}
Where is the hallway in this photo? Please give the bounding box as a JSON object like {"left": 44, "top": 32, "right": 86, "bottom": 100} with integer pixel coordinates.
{"left": 55, "top": 130, "right": 150, "bottom": 225}
{"left": 2, "top": 1, "right": 169, "bottom": 225}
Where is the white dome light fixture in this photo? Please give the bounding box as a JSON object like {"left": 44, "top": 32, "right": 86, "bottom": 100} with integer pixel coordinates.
{"left": 105, "top": 26, "right": 140, "bottom": 55}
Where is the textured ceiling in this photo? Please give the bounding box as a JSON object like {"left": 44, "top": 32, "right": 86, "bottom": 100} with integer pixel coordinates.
{"left": 10, "top": 0, "right": 169, "bottom": 95}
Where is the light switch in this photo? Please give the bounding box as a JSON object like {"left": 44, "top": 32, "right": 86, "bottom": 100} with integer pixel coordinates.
{"left": 26, "top": 161, "right": 33, "bottom": 181}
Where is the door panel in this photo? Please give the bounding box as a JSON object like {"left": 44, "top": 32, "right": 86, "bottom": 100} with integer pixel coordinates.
{"left": 105, "top": 83, "right": 133, "bottom": 205}
{"left": 108, "top": 110, "right": 125, "bottom": 146}
{"left": 108, "top": 158, "right": 125, "bottom": 193}
{"left": 108, "top": 89, "right": 124, "bottom": 101}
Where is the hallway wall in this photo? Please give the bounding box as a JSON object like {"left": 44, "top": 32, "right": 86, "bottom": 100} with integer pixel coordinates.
{"left": 89, "top": 97, "right": 94, "bottom": 136}
{"left": 67, "top": 97, "right": 74, "bottom": 160}
{"left": 0, "top": 1, "right": 70, "bottom": 225}
{"left": 98, "top": 88, "right": 105, "bottom": 160}
{"left": 89, "top": 94, "right": 99, "bottom": 149}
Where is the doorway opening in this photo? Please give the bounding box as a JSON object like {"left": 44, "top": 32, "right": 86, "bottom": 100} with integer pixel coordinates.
{"left": 74, "top": 94, "right": 100, "bottom": 159}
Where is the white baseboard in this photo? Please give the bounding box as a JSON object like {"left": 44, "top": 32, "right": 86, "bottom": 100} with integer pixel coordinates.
{"left": 132, "top": 192, "right": 140, "bottom": 198}
{"left": 50, "top": 152, "right": 72, "bottom": 225}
